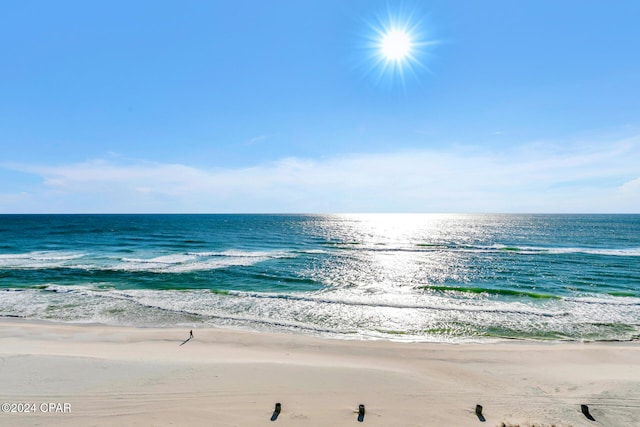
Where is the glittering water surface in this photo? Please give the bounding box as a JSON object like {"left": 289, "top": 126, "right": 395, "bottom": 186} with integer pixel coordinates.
{"left": 1, "top": 214, "right": 639, "bottom": 342}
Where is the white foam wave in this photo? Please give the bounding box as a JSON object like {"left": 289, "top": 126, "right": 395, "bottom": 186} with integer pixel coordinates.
{"left": 121, "top": 254, "right": 197, "bottom": 265}
{"left": 0, "top": 251, "right": 86, "bottom": 261}
{"left": 330, "top": 243, "right": 640, "bottom": 257}
{"left": 297, "top": 249, "right": 331, "bottom": 254}
{"left": 188, "top": 250, "right": 294, "bottom": 258}
{"left": 3, "top": 285, "right": 640, "bottom": 342}
{"left": 111, "top": 249, "right": 297, "bottom": 273}
{"left": 226, "top": 289, "right": 559, "bottom": 317}
{"left": 544, "top": 247, "right": 640, "bottom": 256}
{"left": 0, "top": 251, "right": 86, "bottom": 268}
{"left": 463, "top": 245, "right": 640, "bottom": 256}
{"left": 162, "top": 257, "right": 267, "bottom": 273}
{"left": 113, "top": 253, "right": 271, "bottom": 273}
{"left": 0, "top": 249, "right": 293, "bottom": 273}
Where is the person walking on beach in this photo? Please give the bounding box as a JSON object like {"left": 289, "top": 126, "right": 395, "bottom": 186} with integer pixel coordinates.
{"left": 189, "top": 330, "right": 193, "bottom": 339}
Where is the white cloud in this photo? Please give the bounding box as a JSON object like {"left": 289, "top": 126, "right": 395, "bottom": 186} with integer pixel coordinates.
{"left": 2, "top": 137, "right": 639, "bottom": 213}
{"left": 620, "top": 177, "right": 640, "bottom": 193}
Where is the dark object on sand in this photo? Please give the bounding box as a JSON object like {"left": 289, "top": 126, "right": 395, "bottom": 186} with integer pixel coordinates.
{"left": 271, "top": 402, "right": 281, "bottom": 421}
{"left": 581, "top": 404, "right": 595, "bottom": 421}
{"left": 475, "top": 404, "right": 486, "bottom": 422}
{"left": 357, "top": 404, "right": 365, "bottom": 422}
{"left": 179, "top": 332, "right": 193, "bottom": 346}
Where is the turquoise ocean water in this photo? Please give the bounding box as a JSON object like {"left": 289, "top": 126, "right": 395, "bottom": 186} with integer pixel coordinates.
{"left": 1, "top": 214, "right": 639, "bottom": 342}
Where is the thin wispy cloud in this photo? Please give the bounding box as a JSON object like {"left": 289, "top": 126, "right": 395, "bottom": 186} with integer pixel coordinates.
{"left": 2, "top": 136, "right": 638, "bottom": 213}
{"left": 245, "top": 135, "right": 269, "bottom": 145}
{"left": 621, "top": 177, "right": 640, "bottom": 193}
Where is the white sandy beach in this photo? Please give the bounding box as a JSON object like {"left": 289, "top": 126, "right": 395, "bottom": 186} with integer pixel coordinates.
{"left": 0, "top": 320, "right": 638, "bottom": 427}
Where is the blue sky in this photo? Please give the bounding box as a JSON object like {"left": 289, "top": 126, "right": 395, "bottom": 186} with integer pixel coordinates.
{"left": 1, "top": 0, "right": 639, "bottom": 213}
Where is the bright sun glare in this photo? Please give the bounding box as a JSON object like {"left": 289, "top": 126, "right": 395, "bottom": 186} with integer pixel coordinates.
{"left": 380, "top": 29, "right": 412, "bottom": 61}
{"left": 362, "top": 7, "right": 435, "bottom": 87}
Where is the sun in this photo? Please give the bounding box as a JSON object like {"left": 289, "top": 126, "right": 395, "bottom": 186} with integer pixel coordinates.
{"left": 358, "top": 6, "right": 437, "bottom": 88}
{"left": 380, "top": 29, "right": 412, "bottom": 61}
{"left": 370, "top": 21, "right": 421, "bottom": 85}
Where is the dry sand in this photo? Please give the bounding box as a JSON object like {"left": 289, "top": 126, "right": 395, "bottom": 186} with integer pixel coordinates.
{"left": 0, "top": 319, "right": 638, "bottom": 426}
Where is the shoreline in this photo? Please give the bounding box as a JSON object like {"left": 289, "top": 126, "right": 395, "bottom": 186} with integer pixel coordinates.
{"left": 2, "top": 315, "right": 639, "bottom": 345}
{"left": 1, "top": 319, "right": 639, "bottom": 426}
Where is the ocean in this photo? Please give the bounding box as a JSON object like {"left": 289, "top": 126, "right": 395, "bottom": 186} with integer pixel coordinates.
{"left": 1, "top": 214, "right": 639, "bottom": 342}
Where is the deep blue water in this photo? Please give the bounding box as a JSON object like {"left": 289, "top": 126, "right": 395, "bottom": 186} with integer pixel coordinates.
{"left": 1, "top": 214, "right": 639, "bottom": 342}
